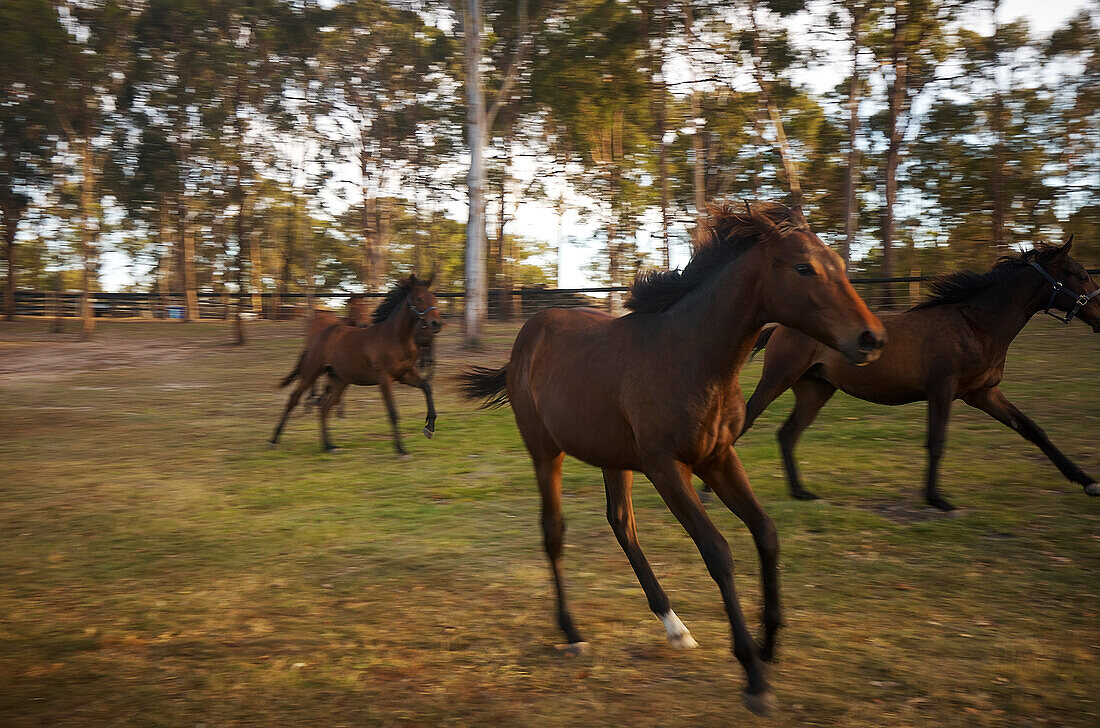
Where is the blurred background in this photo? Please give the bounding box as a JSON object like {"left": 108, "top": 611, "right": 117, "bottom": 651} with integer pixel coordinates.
{"left": 1, "top": 0, "right": 1097, "bottom": 341}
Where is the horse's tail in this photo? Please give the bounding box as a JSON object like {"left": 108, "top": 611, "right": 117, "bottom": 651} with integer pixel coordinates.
{"left": 751, "top": 325, "right": 778, "bottom": 359}
{"left": 459, "top": 365, "right": 510, "bottom": 409}
{"left": 278, "top": 350, "right": 305, "bottom": 389}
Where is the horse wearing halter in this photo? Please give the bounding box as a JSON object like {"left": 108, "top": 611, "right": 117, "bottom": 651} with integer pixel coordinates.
{"left": 1028, "top": 261, "right": 1100, "bottom": 324}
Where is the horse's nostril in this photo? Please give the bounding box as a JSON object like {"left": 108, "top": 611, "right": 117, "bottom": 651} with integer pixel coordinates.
{"left": 858, "top": 330, "right": 882, "bottom": 352}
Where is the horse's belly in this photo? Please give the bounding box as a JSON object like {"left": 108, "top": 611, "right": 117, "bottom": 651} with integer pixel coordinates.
{"left": 541, "top": 404, "right": 640, "bottom": 471}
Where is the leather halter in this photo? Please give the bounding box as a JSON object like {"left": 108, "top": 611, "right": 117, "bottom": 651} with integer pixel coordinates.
{"left": 1029, "top": 261, "right": 1100, "bottom": 324}
{"left": 408, "top": 295, "right": 438, "bottom": 326}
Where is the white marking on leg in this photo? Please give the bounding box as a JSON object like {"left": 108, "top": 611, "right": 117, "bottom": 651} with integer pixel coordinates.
{"left": 659, "top": 610, "right": 699, "bottom": 649}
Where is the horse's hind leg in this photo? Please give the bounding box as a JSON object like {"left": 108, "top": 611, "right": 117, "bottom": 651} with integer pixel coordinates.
{"left": 535, "top": 451, "right": 586, "bottom": 652}
{"left": 271, "top": 379, "right": 314, "bottom": 445}
{"left": 778, "top": 375, "right": 837, "bottom": 501}
{"left": 964, "top": 386, "right": 1098, "bottom": 496}
{"left": 645, "top": 458, "right": 772, "bottom": 715}
{"left": 603, "top": 469, "right": 696, "bottom": 649}
{"left": 318, "top": 378, "right": 349, "bottom": 452}
{"left": 698, "top": 448, "right": 781, "bottom": 662}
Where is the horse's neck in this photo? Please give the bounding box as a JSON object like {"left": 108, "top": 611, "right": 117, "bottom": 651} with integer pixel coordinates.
{"left": 660, "top": 263, "right": 766, "bottom": 386}
{"left": 384, "top": 301, "right": 418, "bottom": 343}
{"left": 962, "top": 268, "right": 1047, "bottom": 352}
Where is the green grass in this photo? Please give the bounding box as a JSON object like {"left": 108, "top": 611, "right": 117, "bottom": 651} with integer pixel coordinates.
{"left": 1, "top": 316, "right": 1098, "bottom": 727}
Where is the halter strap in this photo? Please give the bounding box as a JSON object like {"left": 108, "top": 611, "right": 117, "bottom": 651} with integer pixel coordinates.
{"left": 1029, "top": 261, "right": 1100, "bottom": 324}
{"left": 407, "top": 296, "right": 438, "bottom": 319}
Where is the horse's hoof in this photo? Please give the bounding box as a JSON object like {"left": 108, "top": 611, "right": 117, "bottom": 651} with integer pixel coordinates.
{"left": 698, "top": 489, "right": 712, "bottom": 504}
{"left": 267, "top": 441, "right": 277, "bottom": 450}
{"left": 423, "top": 426, "right": 435, "bottom": 440}
{"left": 742, "top": 690, "right": 777, "bottom": 716}
{"left": 1084, "top": 482, "right": 1100, "bottom": 496}
{"left": 555, "top": 641, "right": 590, "bottom": 657}
{"left": 792, "top": 489, "right": 819, "bottom": 501}
{"left": 759, "top": 642, "right": 776, "bottom": 663}
{"left": 324, "top": 447, "right": 343, "bottom": 454}
{"left": 398, "top": 453, "right": 410, "bottom": 461}
{"left": 928, "top": 498, "right": 957, "bottom": 512}
{"left": 667, "top": 632, "right": 699, "bottom": 650}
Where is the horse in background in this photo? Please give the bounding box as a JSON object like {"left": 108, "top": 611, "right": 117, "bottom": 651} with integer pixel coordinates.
{"left": 271, "top": 275, "right": 443, "bottom": 456}
{"left": 738, "top": 238, "right": 1100, "bottom": 511}
{"left": 461, "top": 202, "right": 885, "bottom": 714}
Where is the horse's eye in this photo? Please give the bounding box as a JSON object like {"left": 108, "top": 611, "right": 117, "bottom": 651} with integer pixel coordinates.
{"left": 793, "top": 263, "right": 815, "bottom": 277}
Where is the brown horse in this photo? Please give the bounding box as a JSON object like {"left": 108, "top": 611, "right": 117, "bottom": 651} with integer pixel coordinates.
{"left": 460, "top": 202, "right": 885, "bottom": 714}
{"left": 739, "top": 239, "right": 1100, "bottom": 511}
{"left": 305, "top": 292, "right": 439, "bottom": 416}
{"left": 271, "top": 275, "right": 443, "bottom": 455}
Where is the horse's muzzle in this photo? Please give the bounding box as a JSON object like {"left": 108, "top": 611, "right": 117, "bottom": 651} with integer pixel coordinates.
{"left": 429, "top": 320, "right": 442, "bottom": 334}
{"left": 846, "top": 328, "right": 886, "bottom": 366}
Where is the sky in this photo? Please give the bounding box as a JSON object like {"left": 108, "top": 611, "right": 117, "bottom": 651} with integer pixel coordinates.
{"left": 97, "top": 0, "right": 1093, "bottom": 292}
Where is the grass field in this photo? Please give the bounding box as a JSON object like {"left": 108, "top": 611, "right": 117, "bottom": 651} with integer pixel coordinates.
{"left": 1, "top": 316, "right": 1098, "bottom": 728}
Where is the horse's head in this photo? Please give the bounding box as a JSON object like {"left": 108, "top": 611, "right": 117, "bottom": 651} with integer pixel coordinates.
{"left": 749, "top": 204, "right": 885, "bottom": 365}
{"left": 407, "top": 274, "right": 443, "bottom": 334}
{"left": 1029, "top": 237, "right": 1100, "bottom": 333}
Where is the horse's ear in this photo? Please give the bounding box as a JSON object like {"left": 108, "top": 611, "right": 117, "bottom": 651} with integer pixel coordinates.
{"left": 790, "top": 205, "right": 807, "bottom": 225}
{"left": 425, "top": 271, "right": 435, "bottom": 287}
{"left": 1062, "top": 234, "right": 1074, "bottom": 254}
{"left": 405, "top": 273, "right": 417, "bottom": 287}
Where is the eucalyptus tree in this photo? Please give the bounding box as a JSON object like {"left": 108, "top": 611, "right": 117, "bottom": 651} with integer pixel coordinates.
{"left": 452, "top": 0, "right": 539, "bottom": 345}
{"left": 867, "top": 0, "right": 952, "bottom": 296}
{"left": 1046, "top": 9, "right": 1100, "bottom": 262}
{"left": 321, "top": 0, "right": 456, "bottom": 293}
{"left": 0, "top": 0, "right": 67, "bottom": 320}
{"left": 531, "top": 0, "right": 655, "bottom": 308}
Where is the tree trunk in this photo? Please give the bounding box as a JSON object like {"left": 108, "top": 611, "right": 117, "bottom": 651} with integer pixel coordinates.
{"left": 882, "top": 0, "right": 908, "bottom": 307}
{"left": 989, "top": 0, "right": 1005, "bottom": 250}
{"left": 682, "top": 0, "right": 706, "bottom": 225}
{"left": 652, "top": 2, "right": 670, "bottom": 269}
{"left": 79, "top": 137, "right": 97, "bottom": 341}
{"left": 233, "top": 166, "right": 248, "bottom": 344}
{"left": 177, "top": 197, "right": 199, "bottom": 322}
{"left": 843, "top": 3, "right": 864, "bottom": 264}
{"left": 2, "top": 197, "right": 23, "bottom": 321}
{"left": 462, "top": 0, "right": 488, "bottom": 346}
{"left": 249, "top": 213, "right": 263, "bottom": 316}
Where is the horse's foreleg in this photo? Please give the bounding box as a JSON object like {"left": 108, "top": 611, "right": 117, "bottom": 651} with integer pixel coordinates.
{"left": 535, "top": 451, "right": 585, "bottom": 652}
{"left": 602, "top": 469, "right": 694, "bottom": 649}
{"left": 925, "top": 385, "right": 955, "bottom": 511}
{"left": 698, "top": 448, "right": 780, "bottom": 662}
{"left": 318, "top": 378, "right": 349, "bottom": 452}
{"left": 378, "top": 377, "right": 407, "bottom": 457}
{"left": 964, "top": 386, "right": 1097, "bottom": 495}
{"left": 645, "top": 459, "right": 772, "bottom": 715}
{"left": 777, "top": 376, "right": 836, "bottom": 501}
{"left": 399, "top": 369, "right": 436, "bottom": 439}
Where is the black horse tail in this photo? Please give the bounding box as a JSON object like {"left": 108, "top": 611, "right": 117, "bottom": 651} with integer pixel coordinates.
{"left": 751, "top": 325, "right": 778, "bottom": 358}
{"left": 460, "top": 365, "right": 510, "bottom": 409}
{"left": 278, "top": 350, "right": 305, "bottom": 389}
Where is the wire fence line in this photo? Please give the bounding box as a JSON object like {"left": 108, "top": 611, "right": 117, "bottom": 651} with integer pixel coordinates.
{"left": 11, "top": 270, "right": 1100, "bottom": 320}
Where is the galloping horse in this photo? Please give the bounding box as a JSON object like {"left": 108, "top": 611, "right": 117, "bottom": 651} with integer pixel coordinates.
{"left": 461, "top": 202, "right": 885, "bottom": 714}
{"left": 271, "top": 275, "right": 443, "bottom": 455}
{"left": 739, "top": 238, "right": 1100, "bottom": 511}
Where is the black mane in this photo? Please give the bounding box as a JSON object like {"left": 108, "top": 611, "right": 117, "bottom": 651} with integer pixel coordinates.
{"left": 371, "top": 281, "right": 411, "bottom": 323}
{"left": 910, "top": 244, "right": 1061, "bottom": 310}
{"left": 625, "top": 201, "right": 808, "bottom": 314}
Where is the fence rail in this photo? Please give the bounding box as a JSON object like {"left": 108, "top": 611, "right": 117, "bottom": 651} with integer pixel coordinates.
{"left": 12, "top": 270, "right": 1100, "bottom": 320}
